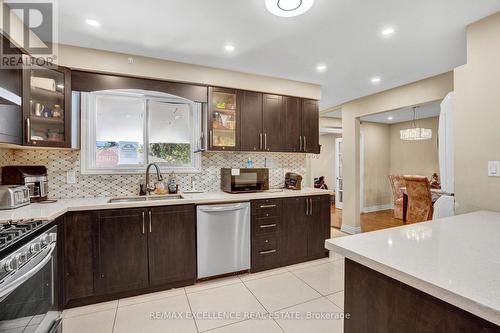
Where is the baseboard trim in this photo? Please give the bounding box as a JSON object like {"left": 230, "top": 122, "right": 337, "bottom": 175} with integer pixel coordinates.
{"left": 340, "top": 224, "right": 362, "bottom": 235}
{"left": 363, "top": 203, "right": 394, "bottom": 213}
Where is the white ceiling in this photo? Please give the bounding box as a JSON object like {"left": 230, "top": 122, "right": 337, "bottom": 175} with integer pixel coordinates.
{"left": 360, "top": 100, "right": 442, "bottom": 124}
{"left": 57, "top": 0, "right": 500, "bottom": 110}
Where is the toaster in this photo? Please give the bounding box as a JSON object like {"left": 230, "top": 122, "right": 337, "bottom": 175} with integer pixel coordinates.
{"left": 0, "top": 185, "right": 30, "bottom": 210}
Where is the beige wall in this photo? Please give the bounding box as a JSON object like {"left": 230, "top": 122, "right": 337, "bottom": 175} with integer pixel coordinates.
{"left": 390, "top": 117, "right": 439, "bottom": 176}
{"left": 57, "top": 45, "right": 321, "bottom": 100}
{"left": 454, "top": 12, "right": 500, "bottom": 213}
{"left": 362, "top": 122, "right": 391, "bottom": 208}
{"left": 339, "top": 72, "right": 453, "bottom": 233}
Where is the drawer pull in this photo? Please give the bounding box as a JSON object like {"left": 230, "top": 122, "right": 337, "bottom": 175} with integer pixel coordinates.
{"left": 260, "top": 224, "right": 277, "bottom": 229}
{"left": 259, "top": 204, "right": 277, "bottom": 208}
{"left": 259, "top": 249, "right": 277, "bottom": 255}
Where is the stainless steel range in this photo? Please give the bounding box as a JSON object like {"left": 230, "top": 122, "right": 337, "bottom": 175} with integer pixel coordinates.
{"left": 0, "top": 219, "right": 62, "bottom": 333}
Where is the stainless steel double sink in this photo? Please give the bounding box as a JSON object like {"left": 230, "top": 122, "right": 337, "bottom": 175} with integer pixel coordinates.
{"left": 108, "top": 194, "right": 184, "bottom": 203}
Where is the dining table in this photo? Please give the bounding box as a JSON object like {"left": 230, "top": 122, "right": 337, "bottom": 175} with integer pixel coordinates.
{"left": 399, "top": 187, "right": 444, "bottom": 222}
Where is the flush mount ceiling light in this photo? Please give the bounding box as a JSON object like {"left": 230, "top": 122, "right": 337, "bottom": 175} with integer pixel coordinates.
{"left": 381, "top": 27, "right": 395, "bottom": 36}
{"left": 224, "top": 44, "right": 235, "bottom": 52}
{"left": 85, "top": 19, "right": 100, "bottom": 27}
{"left": 265, "top": 0, "right": 315, "bottom": 17}
{"left": 371, "top": 76, "right": 381, "bottom": 84}
{"left": 400, "top": 107, "right": 432, "bottom": 141}
{"left": 387, "top": 116, "right": 393, "bottom": 120}
{"left": 316, "top": 64, "right": 327, "bottom": 72}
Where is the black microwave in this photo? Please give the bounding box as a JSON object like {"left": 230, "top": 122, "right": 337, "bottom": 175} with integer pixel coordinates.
{"left": 221, "top": 168, "right": 269, "bottom": 193}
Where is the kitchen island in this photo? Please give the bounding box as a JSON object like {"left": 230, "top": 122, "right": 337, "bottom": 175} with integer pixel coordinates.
{"left": 326, "top": 211, "right": 500, "bottom": 332}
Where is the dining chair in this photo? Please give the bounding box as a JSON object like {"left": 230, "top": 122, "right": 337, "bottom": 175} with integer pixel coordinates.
{"left": 388, "top": 175, "right": 405, "bottom": 220}
{"left": 403, "top": 176, "right": 434, "bottom": 223}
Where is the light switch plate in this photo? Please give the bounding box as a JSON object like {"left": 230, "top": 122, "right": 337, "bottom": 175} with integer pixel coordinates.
{"left": 488, "top": 161, "right": 500, "bottom": 177}
{"left": 66, "top": 170, "right": 77, "bottom": 184}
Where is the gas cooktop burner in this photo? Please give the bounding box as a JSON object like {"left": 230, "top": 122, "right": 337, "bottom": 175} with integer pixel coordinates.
{"left": 0, "top": 219, "right": 44, "bottom": 251}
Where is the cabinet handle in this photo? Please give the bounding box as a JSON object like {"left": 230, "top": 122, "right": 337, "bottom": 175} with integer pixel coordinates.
{"left": 148, "top": 210, "right": 152, "bottom": 233}
{"left": 264, "top": 133, "right": 267, "bottom": 150}
{"left": 260, "top": 224, "right": 277, "bottom": 229}
{"left": 299, "top": 136, "right": 302, "bottom": 151}
{"left": 309, "top": 199, "right": 313, "bottom": 215}
{"left": 209, "top": 130, "right": 213, "bottom": 148}
{"left": 26, "top": 118, "right": 31, "bottom": 143}
{"left": 305, "top": 198, "right": 309, "bottom": 215}
{"left": 303, "top": 136, "right": 307, "bottom": 151}
{"left": 259, "top": 204, "right": 277, "bottom": 208}
{"left": 259, "top": 133, "right": 263, "bottom": 150}
{"left": 259, "top": 249, "right": 277, "bottom": 255}
{"left": 142, "top": 211, "right": 145, "bottom": 234}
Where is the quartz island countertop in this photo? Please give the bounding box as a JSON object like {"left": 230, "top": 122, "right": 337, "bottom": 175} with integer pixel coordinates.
{"left": 325, "top": 211, "right": 500, "bottom": 326}
{"left": 0, "top": 187, "right": 332, "bottom": 222}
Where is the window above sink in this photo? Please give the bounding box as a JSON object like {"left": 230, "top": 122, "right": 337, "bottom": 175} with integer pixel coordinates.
{"left": 81, "top": 89, "right": 202, "bottom": 174}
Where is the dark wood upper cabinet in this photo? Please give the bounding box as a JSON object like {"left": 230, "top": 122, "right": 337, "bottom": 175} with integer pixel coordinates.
{"left": 262, "top": 94, "right": 283, "bottom": 151}
{"left": 240, "top": 91, "right": 263, "bottom": 151}
{"left": 95, "top": 208, "right": 149, "bottom": 295}
{"left": 71, "top": 70, "right": 208, "bottom": 103}
{"left": 147, "top": 205, "right": 196, "bottom": 287}
{"left": 22, "top": 56, "right": 72, "bottom": 148}
{"left": 208, "top": 87, "right": 240, "bottom": 151}
{"left": 282, "top": 96, "right": 302, "bottom": 152}
{"left": 302, "top": 99, "right": 320, "bottom": 154}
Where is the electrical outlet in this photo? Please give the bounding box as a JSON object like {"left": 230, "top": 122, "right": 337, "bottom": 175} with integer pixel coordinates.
{"left": 488, "top": 161, "right": 500, "bottom": 177}
{"left": 66, "top": 170, "right": 77, "bottom": 184}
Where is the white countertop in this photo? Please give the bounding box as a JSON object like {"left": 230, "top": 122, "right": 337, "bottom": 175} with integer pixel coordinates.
{"left": 325, "top": 211, "right": 500, "bottom": 326}
{"left": 0, "top": 188, "right": 332, "bottom": 222}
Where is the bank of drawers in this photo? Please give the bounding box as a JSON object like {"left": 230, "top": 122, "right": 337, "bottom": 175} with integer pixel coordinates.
{"left": 251, "top": 199, "right": 282, "bottom": 271}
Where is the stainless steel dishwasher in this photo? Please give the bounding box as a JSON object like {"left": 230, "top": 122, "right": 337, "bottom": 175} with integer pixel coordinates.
{"left": 196, "top": 202, "right": 250, "bottom": 279}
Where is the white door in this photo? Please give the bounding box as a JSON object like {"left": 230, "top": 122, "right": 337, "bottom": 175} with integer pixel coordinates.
{"left": 335, "top": 138, "right": 343, "bottom": 209}
{"left": 334, "top": 136, "right": 364, "bottom": 211}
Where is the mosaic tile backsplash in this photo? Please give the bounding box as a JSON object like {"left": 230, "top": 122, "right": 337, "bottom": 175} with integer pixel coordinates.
{"left": 0, "top": 148, "right": 306, "bottom": 199}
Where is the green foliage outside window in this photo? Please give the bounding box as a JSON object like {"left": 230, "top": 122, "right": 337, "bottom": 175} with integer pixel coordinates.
{"left": 149, "top": 143, "right": 191, "bottom": 165}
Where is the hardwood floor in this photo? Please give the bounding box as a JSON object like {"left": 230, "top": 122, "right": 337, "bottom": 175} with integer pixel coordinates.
{"left": 331, "top": 204, "right": 404, "bottom": 233}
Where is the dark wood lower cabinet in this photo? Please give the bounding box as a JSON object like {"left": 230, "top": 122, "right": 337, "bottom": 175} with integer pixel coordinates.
{"left": 95, "top": 209, "right": 149, "bottom": 295}
{"left": 307, "top": 195, "right": 331, "bottom": 258}
{"left": 62, "top": 197, "right": 328, "bottom": 307}
{"left": 148, "top": 205, "right": 196, "bottom": 287}
{"left": 63, "top": 212, "right": 95, "bottom": 303}
{"left": 281, "top": 197, "right": 308, "bottom": 263}
{"left": 62, "top": 205, "right": 196, "bottom": 308}
{"left": 345, "top": 259, "right": 500, "bottom": 333}
{"left": 251, "top": 195, "right": 330, "bottom": 272}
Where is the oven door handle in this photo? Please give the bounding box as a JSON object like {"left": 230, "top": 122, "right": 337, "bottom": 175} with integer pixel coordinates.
{"left": 0, "top": 243, "right": 55, "bottom": 301}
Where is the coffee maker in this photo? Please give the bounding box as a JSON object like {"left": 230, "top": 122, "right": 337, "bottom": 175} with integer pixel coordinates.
{"left": 2, "top": 166, "right": 48, "bottom": 202}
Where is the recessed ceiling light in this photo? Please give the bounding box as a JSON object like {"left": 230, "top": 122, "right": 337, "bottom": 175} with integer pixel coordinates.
{"left": 387, "top": 116, "right": 394, "bottom": 120}
{"left": 316, "top": 64, "right": 327, "bottom": 72}
{"left": 371, "top": 77, "right": 381, "bottom": 84}
{"left": 265, "top": 0, "right": 315, "bottom": 18}
{"left": 85, "top": 19, "right": 100, "bottom": 27}
{"left": 224, "top": 44, "right": 235, "bottom": 52}
{"left": 381, "top": 27, "right": 395, "bottom": 36}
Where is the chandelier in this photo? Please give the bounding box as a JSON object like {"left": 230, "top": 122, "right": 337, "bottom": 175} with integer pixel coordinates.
{"left": 400, "top": 107, "right": 432, "bottom": 141}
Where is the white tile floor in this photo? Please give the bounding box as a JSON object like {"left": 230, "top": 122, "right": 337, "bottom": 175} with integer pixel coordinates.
{"left": 62, "top": 253, "right": 345, "bottom": 333}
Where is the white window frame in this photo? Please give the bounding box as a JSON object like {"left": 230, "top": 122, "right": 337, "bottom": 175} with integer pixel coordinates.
{"left": 81, "top": 89, "right": 202, "bottom": 175}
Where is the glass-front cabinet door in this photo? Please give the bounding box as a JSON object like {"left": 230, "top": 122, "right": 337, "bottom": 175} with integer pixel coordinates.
{"left": 22, "top": 56, "right": 71, "bottom": 147}
{"left": 208, "top": 87, "right": 239, "bottom": 151}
